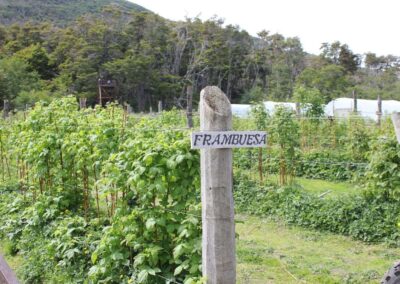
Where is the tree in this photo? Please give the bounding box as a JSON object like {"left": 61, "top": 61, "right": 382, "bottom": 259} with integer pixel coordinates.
{"left": 293, "top": 86, "right": 324, "bottom": 119}
{"left": 250, "top": 31, "right": 305, "bottom": 101}
{"left": 320, "top": 41, "right": 360, "bottom": 74}
{"left": 0, "top": 57, "right": 41, "bottom": 103}
{"left": 296, "top": 64, "right": 349, "bottom": 102}
{"left": 15, "top": 44, "right": 55, "bottom": 80}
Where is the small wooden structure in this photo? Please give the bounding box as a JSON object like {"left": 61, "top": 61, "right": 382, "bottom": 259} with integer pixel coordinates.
{"left": 98, "top": 79, "right": 117, "bottom": 106}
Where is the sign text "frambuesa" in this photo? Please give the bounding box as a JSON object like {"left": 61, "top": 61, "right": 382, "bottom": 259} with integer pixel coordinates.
{"left": 191, "top": 131, "right": 267, "bottom": 149}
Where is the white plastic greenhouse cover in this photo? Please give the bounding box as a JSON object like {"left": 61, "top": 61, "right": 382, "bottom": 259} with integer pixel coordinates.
{"left": 325, "top": 98, "right": 400, "bottom": 120}
{"left": 232, "top": 98, "right": 400, "bottom": 120}
{"left": 231, "top": 101, "right": 296, "bottom": 117}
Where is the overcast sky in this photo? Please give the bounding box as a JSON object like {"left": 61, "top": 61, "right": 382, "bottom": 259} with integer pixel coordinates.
{"left": 131, "top": 0, "right": 399, "bottom": 56}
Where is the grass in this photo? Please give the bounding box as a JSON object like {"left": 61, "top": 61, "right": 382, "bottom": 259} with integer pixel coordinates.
{"left": 242, "top": 169, "right": 361, "bottom": 198}
{"left": 236, "top": 215, "right": 397, "bottom": 283}
{"left": 294, "top": 177, "right": 361, "bottom": 198}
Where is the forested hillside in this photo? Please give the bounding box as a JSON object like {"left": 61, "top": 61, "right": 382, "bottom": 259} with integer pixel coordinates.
{"left": 0, "top": 1, "right": 399, "bottom": 111}
{"left": 0, "top": 0, "right": 147, "bottom": 26}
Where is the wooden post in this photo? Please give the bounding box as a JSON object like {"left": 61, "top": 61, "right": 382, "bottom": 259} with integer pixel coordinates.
{"left": 79, "top": 98, "right": 87, "bottom": 109}
{"left": 0, "top": 253, "right": 19, "bottom": 284}
{"left": 3, "top": 100, "right": 10, "bottom": 119}
{"left": 377, "top": 95, "right": 382, "bottom": 126}
{"left": 98, "top": 79, "right": 102, "bottom": 106}
{"left": 352, "top": 90, "right": 357, "bottom": 113}
{"left": 199, "top": 86, "right": 235, "bottom": 284}
{"left": 187, "top": 85, "right": 194, "bottom": 128}
{"left": 158, "top": 101, "right": 162, "bottom": 113}
{"left": 392, "top": 113, "right": 400, "bottom": 144}
{"left": 295, "top": 102, "right": 301, "bottom": 118}
{"left": 123, "top": 102, "right": 132, "bottom": 114}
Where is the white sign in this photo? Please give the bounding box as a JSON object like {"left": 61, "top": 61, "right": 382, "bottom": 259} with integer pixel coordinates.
{"left": 191, "top": 131, "right": 267, "bottom": 149}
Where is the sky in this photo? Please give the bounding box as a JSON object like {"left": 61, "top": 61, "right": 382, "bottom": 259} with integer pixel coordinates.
{"left": 131, "top": 0, "right": 399, "bottom": 56}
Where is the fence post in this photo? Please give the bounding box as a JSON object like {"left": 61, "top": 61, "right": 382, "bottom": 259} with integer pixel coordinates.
{"left": 158, "top": 101, "right": 163, "bottom": 113}
{"left": 295, "top": 102, "right": 301, "bottom": 118}
{"left": 377, "top": 95, "right": 382, "bottom": 126}
{"left": 352, "top": 90, "right": 357, "bottom": 113}
{"left": 392, "top": 113, "right": 400, "bottom": 143}
{"left": 187, "top": 85, "right": 194, "bottom": 128}
{"left": 3, "top": 100, "right": 9, "bottom": 119}
{"left": 79, "top": 98, "right": 87, "bottom": 109}
{"left": 0, "top": 254, "right": 19, "bottom": 284}
{"left": 200, "top": 86, "right": 235, "bottom": 284}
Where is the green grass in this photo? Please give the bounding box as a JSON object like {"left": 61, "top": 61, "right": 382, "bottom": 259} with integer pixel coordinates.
{"left": 236, "top": 215, "right": 396, "bottom": 283}
{"left": 294, "top": 177, "right": 361, "bottom": 198}
{"left": 243, "top": 170, "right": 361, "bottom": 198}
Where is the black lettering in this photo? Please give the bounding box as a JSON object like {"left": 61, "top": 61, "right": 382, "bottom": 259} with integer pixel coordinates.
{"left": 239, "top": 134, "right": 247, "bottom": 145}
{"left": 232, "top": 134, "right": 239, "bottom": 145}
{"left": 260, "top": 134, "right": 266, "bottom": 145}
{"left": 254, "top": 134, "right": 261, "bottom": 144}
{"left": 212, "top": 134, "right": 221, "bottom": 145}
{"left": 247, "top": 135, "right": 254, "bottom": 145}
{"left": 203, "top": 134, "right": 212, "bottom": 145}
{"left": 222, "top": 134, "right": 230, "bottom": 145}
{"left": 194, "top": 134, "right": 202, "bottom": 146}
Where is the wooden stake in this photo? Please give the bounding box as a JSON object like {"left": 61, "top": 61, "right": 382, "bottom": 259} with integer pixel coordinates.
{"left": 352, "top": 90, "right": 357, "bottom": 113}
{"left": 258, "top": 148, "right": 263, "bottom": 182}
{"left": 187, "top": 85, "right": 194, "bottom": 128}
{"left": 0, "top": 253, "right": 19, "bottom": 284}
{"left": 377, "top": 95, "right": 382, "bottom": 126}
{"left": 295, "top": 102, "right": 301, "bottom": 118}
{"left": 199, "top": 86, "right": 235, "bottom": 284}
{"left": 79, "top": 98, "right": 87, "bottom": 109}
{"left": 158, "top": 101, "right": 163, "bottom": 113}
{"left": 3, "top": 100, "right": 9, "bottom": 119}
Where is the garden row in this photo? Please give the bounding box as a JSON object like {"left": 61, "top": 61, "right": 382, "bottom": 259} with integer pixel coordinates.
{"left": 0, "top": 97, "right": 203, "bottom": 283}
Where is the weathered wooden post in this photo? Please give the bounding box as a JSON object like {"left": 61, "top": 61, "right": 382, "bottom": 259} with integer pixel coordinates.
{"left": 392, "top": 113, "right": 400, "bottom": 143}
{"left": 377, "top": 95, "right": 382, "bottom": 126}
{"left": 295, "top": 102, "right": 301, "bottom": 118}
{"left": 187, "top": 85, "right": 194, "bottom": 128}
{"left": 0, "top": 254, "right": 19, "bottom": 284}
{"left": 3, "top": 100, "right": 9, "bottom": 119}
{"left": 123, "top": 102, "right": 132, "bottom": 114}
{"left": 198, "top": 86, "right": 235, "bottom": 283}
{"left": 191, "top": 86, "right": 267, "bottom": 283}
{"left": 79, "top": 98, "right": 87, "bottom": 109}
{"left": 158, "top": 101, "right": 163, "bottom": 113}
{"left": 352, "top": 90, "right": 357, "bottom": 113}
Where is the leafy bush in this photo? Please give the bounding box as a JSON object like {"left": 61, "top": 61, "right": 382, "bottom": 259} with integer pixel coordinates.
{"left": 364, "top": 136, "right": 400, "bottom": 201}
{"left": 234, "top": 172, "right": 400, "bottom": 244}
{"left": 297, "top": 150, "right": 364, "bottom": 181}
{"left": 0, "top": 98, "right": 204, "bottom": 283}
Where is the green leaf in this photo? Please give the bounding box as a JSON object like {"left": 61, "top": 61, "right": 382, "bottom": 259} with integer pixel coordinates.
{"left": 91, "top": 251, "right": 98, "bottom": 263}
{"left": 174, "top": 264, "right": 183, "bottom": 276}
{"left": 145, "top": 218, "right": 156, "bottom": 230}
{"left": 137, "top": 270, "right": 148, "bottom": 283}
{"left": 173, "top": 244, "right": 184, "bottom": 259}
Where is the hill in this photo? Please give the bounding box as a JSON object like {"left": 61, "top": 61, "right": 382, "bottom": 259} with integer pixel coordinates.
{"left": 0, "top": 0, "right": 148, "bottom": 26}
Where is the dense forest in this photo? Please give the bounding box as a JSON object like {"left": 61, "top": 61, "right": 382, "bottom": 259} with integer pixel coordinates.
{"left": 0, "top": 1, "right": 399, "bottom": 111}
